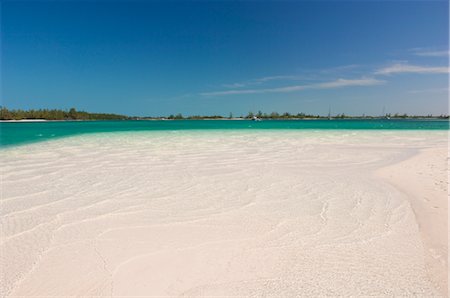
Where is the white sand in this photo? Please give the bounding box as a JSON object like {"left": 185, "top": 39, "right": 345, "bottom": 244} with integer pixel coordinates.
{"left": 377, "top": 146, "right": 448, "bottom": 295}
{"left": 0, "top": 119, "right": 48, "bottom": 122}
{"left": 1, "top": 130, "right": 447, "bottom": 297}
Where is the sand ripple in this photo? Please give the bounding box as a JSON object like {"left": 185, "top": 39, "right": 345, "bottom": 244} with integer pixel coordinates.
{"left": 0, "top": 130, "right": 446, "bottom": 297}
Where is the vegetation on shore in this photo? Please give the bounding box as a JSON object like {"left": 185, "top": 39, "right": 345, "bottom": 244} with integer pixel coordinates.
{"left": 1, "top": 107, "right": 448, "bottom": 121}
{"left": 142, "top": 111, "right": 449, "bottom": 120}
{"left": 0, "top": 107, "right": 128, "bottom": 120}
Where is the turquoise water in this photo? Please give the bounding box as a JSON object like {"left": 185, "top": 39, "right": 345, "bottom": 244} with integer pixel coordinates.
{"left": 1, "top": 119, "right": 448, "bottom": 147}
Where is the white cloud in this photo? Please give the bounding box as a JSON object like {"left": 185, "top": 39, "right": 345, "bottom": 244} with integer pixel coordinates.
{"left": 410, "top": 48, "right": 450, "bottom": 57}
{"left": 201, "top": 89, "right": 266, "bottom": 96}
{"left": 416, "top": 50, "right": 450, "bottom": 57}
{"left": 254, "top": 75, "right": 300, "bottom": 82}
{"left": 221, "top": 83, "right": 247, "bottom": 88}
{"left": 201, "top": 77, "right": 384, "bottom": 96}
{"left": 222, "top": 75, "right": 303, "bottom": 89}
{"left": 375, "top": 63, "right": 449, "bottom": 75}
{"left": 220, "top": 66, "right": 359, "bottom": 89}
{"left": 315, "top": 78, "right": 383, "bottom": 88}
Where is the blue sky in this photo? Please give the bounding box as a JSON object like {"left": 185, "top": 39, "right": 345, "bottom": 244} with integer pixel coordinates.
{"left": 2, "top": 0, "right": 448, "bottom": 116}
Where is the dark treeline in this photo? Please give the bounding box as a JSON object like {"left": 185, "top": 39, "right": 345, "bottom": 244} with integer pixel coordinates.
{"left": 166, "top": 114, "right": 223, "bottom": 120}
{"left": 243, "top": 111, "right": 449, "bottom": 119}
{"left": 140, "top": 111, "right": 326, "bottom": 120}
{"left": 139, "top": 111, "right": 449, "bottom": 120}
{"left": 1, "top": 107, "right": 448, "bottom": 120}
{"left": 0, "top": 107, "right": 129, "bottom": 120}
{"left": 245, "top": 111, "right": 320, "bottom": 119}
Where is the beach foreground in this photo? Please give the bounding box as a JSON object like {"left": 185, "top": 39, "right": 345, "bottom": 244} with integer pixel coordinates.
{"left": 1, "top": 130, "right": 447, "bottom": 296}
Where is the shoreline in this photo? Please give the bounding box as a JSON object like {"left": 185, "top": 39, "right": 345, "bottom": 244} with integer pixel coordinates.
{"left": 1, "top": 118, "right": 449, "bottom": 123}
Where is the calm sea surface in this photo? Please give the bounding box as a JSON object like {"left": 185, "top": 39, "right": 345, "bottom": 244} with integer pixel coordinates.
{"left": 1, "top": 119, "right": 448, "bottom": 147}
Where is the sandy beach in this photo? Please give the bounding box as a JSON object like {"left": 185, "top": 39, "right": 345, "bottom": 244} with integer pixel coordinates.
{"left": 1, "top": 130, "right": 447, "bottom": 297}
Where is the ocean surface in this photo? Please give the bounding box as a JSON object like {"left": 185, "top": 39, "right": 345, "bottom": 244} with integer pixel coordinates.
{"left": 0, "top": 119, "right": 448, "bottom": 147}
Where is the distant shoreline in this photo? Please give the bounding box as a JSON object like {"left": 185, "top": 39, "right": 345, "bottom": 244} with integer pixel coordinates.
{"left": 2, "top": 107, "right": 449, "bottom": 122}
{"left": 1, "top": 117, "right": 449, "bottom": 123}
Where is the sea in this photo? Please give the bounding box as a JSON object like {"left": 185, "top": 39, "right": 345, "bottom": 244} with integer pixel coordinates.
{"left": 0, "top": 119, "right": 448, "bottom": 147}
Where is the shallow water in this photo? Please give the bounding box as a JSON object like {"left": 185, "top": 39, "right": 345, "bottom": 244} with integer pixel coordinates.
{"left": 1, "top": 119, "right": 448, "bottom": 147}
{"left": 1, "top": 130, "right": 446, "bottom": 296}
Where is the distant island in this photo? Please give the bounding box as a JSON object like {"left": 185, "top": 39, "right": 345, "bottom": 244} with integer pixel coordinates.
{"left": 1, "top": 107, "right": 448, "bottom": 121}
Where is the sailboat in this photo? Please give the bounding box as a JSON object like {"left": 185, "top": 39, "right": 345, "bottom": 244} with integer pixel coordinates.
{"left": 382, "top": 106, "right": 390, "bottom": 119}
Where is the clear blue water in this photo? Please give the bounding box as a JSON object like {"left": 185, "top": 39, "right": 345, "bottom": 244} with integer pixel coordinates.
{"left": 1, "top": 119, "right": 448, "bottom": 148}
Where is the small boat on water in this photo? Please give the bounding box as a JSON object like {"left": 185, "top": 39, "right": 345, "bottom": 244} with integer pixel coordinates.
{"left": 252, "top": 116, "right": 262, "bottom": 121}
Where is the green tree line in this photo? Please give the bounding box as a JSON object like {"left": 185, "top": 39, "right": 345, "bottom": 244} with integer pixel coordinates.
{"left": 244, "top": 111, "right": 448, "bottom": 119}
{"left": 245, "top": 111, "right": 321, "bottom": 119}
{"left": 0, "top": 107, "right": 129, "bottom": 120}
{"left": 1, "top": 107, "right": 448, "bottom": 120}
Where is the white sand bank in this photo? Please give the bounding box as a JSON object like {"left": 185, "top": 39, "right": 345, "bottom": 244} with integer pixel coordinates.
{"left": 378, "top": 147, "right": 448, "bottom": 295}
{"left": 0, "top": 119, "right": 48, "bottom": 122}
{"left": 0, "top": 130, "right": 447, "bottom": 297}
